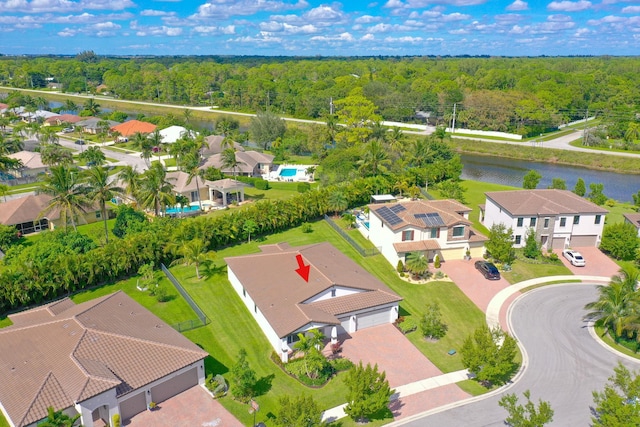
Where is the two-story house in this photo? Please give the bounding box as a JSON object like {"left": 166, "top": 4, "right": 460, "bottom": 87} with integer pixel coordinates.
{"left": 368, "top": 199, "right": 488, "bottom": 267}
{"left": 481, "top": 189, "right": 609, "bottom": 250}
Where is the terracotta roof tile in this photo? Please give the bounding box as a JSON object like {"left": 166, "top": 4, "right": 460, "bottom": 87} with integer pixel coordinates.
{"left": 225, "top": 242, "right": 402, "bottom": 338}
{"left": 307, "top": 291, "right": 401, "bottom": 316}
{"left": 624, "top": 213, "right": 640, "bottom": 229}
{"left": 110, "top": 120, "right": 157, "bottom": 137}
{"left": 369, "top": 199, "right": 472, "bottom": 231}
{"left": 0, "top": 292, "right": 207, "bottom": 427}
{"left": 485, "top": 189, "right": 609, "bottom": 216}
{"left": 393, "top": 240, "right": 441, "bottom": 253}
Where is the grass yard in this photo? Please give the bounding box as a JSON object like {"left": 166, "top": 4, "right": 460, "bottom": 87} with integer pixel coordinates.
{"left": 25, "top": 218, "right": 117, "bottom": 245}
{"left": 0, "top": 412, "right": 8, "bottom": 427}
{"left": 244, "top": 181, "right": 313, "bottom": 201}
{"left": 0, "top": 315, "right": 12, "bottom": 328}
{"left": 602, "top": 200, "right": 638, "bottom": 225}
{"left": 502, "top": 261, "right": 572, "bottom": 284}
{"left": 72, "top": 272, "right": 197, "bottom": 327}
{"left": 594, "top": 325, "right": 640, "bottom": 361}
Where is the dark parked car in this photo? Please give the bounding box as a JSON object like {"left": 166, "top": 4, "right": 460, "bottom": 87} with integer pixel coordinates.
{"left": 74, "top": 139, "right": 85, "bottom": 145}
{"left": 474, "top": 260, "right": 501, "bottom": 280}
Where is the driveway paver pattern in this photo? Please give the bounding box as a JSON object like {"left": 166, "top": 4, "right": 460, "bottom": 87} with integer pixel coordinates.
{"left": 554, "top": 246, "right": 620, "bottom": 278}
{"left": 125, "top": 386, "right": 242, "bottom": 427}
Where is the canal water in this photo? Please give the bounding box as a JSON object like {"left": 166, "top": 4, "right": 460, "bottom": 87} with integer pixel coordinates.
{"left": 461, "top": 153, "right": 640, "bottom": 203}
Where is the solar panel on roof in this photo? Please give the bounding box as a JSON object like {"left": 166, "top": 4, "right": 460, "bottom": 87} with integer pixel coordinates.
{"left": 389, "top": 204, "right": 406, "bottom": 213}
{"left": 377, "top": 206, "right": 403, "bottom": 225}
{"left": 414, "top": 212, "right": 445, "bottom": 227}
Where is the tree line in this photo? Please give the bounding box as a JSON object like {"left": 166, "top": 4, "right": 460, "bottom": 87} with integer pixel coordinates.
{"left": 2, "top": 55, "right": 640, "bottom": 136}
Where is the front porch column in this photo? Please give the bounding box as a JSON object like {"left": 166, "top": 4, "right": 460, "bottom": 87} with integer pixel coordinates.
{"left": 331, "top": 326, "right": 338, "bottom": 344}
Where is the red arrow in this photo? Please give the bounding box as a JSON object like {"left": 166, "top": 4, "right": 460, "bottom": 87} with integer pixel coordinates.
{"left": 295, "top": 254, "right": 310, "bottom": 282}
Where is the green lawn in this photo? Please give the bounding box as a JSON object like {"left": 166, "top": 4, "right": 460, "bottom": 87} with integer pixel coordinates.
{"left": 602, "top": 200, "right": 638, "bottom": 225}
{"left": 25, "top": 218, "right": 117, "bottom": 245}
{"left": 245, "top": 181, "right": 314, "bottom": 201}
{"left": 0, "top": 412, "right": 9, "bottom": 427}
{"left": 502, "top": 261, "right": 572, "bottom": 284}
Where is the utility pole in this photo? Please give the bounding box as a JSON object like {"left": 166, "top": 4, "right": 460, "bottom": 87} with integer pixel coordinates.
{"left": 329, "top": 97, "right": 334, "bottom": 115}
{"left": 451, "top": 103, "right": 457, "bottom": 134}
{"left": 583, "top": 107, "right": 589, "bottom": 145}
{"left": 266, "top": 91, "right": 270, "bottom": 110}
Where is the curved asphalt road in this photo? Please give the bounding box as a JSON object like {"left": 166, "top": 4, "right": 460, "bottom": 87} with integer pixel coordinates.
{"left": 398, "top": 284, "right": 640, "bottom": 427}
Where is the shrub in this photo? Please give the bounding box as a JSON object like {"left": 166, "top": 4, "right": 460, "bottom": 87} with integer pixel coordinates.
{"left": 396, "top": 260, "right": 404, "bottom": 274}
{"left": 434, "top": 255, "right": 441, "bottom": 269}
{"left": 434, "top": 271, "right": 445, "bottom": 279}
{"left": 420, "top": 303, "right": 448, "bottom": 340}
{"left": 330, "top": 357, "right": 354, "bottom": 372}
{"left": 600, "top": 222, "right": 640, "bottom": 261}
{"left": 301, "top": 223, "right": 313, "bottom": 233}
{"left": 397, "top": 317, "right": 417, "bottom": 334}
{"left": 111, "top": 414, "right": 121, "bottom": 427}
{"left": 297, "top": 182, "right": 311, "bottom": 193}
{"left": 254, "top": 179, "right": 270, "bottom": 190}
{"left": 548, "top": 252, "right": 559, "bottom": 262}
{"left": 150, "top": 284, "right": 170, "bottom": 302}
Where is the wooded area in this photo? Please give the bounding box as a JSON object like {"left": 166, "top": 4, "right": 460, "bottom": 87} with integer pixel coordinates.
{"left": 2, "top": 55, "right": 640, "bottom": 137}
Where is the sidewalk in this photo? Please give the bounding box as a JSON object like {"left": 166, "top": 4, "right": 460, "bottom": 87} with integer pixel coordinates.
{"left": 321, "top": 370, "right": 470, "bottom": 422}
{"left": 322, "top": 275, "right": 611, "bottom": 423}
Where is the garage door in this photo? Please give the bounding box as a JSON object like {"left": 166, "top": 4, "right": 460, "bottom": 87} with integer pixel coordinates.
{"left": 440, "top": 248, "right": 465, "bottom": 262}
{"left": 151, "top": 367, "right": 198, "bottom": 404}
{"left": 356, "top": 308, "right": 390, "bottom": 330}
{"left": 570, "top": 235, "right": 597, "bottom": 247}
{"left": 552, "top": 237, "right": 566, "bottom": 249}
{"left": 119, "top": 391, "right": 146, "bottom": 421}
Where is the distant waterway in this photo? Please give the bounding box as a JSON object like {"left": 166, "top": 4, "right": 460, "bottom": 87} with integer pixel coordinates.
{"left": 461, "top": 153, "right": 640, "bottom": 202}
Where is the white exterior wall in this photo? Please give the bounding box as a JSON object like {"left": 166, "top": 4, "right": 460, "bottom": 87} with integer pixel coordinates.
{"left": 568, "top": 213, "right": 605, "bottom": 237}
{"left": 228, "top": 268, "right": 284, "bottom": 356}
{"left": 483, "top": 199, "right": 516, "bottom": 231}
{"left": 304, "top": 286, "right": 363, "bottom": 303}
{"left": 368, "top": 212, "right": 402, "bottom": 265}
{"left": 77, "top": 388, "right": 119, "bottom": 427}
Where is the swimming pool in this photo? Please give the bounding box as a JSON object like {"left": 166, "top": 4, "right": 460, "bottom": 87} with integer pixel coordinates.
{"left": 279, "top": 168, "right": 297, "bottom": 177}
{"left": 166, "top": 205, "right": 200, "bottom": 215}
{"left": 363, "top": 221, "right": 370, "bottom": 230}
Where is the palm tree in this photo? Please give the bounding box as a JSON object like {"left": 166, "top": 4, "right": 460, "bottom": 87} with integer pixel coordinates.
{"left": 79, "top": 146, "right": 106, "bottom": 166}
{"left": 172, "top": 238, "right": 215, "bottom": 279}
{"left": 183, "top": 152, "right": 204, "bottom": 211}
{"left": 38, "top": 127, "right": 59, "bottom": 145}
{"left": 84, "top": 165, "right": 124, "bottom": 243}
{"left": 63, "top": 99, "right": 78, "bottom": 114}
{"left": 83, "top": 98, "right": 101, "bottom": 116}
{"left": 405, "top": 251, "right": 429, "bottom": 279}
{"left": 38, "top": 165, "right": 89, "bottom": 231}
{"left": 132, "top": 131, "right": 153, "bottom": 166}
{"left": 394, "top": 179, "right": 409, "bottom": 198}
{"left": 584, "top": 267, "right": 640, "bottom": 340}
{"left": 358, "top": 138, "right": 390, "bottom": 177}
{"left": 221, "top": 147, "right": 244, "bottom": 203}
{"left": 327, "top": 190, "right": 348, "bottom": 217}
{"left": 293, "top": 328, "right": 326, "bottom": 378}
{"left": 138, "top": 162, "right": 175, "bottom": 216}
{"left": 149, "top": 128, "right": 164, "bottom": 164}
{"left": 40, "top": 143, "right": 73, "bottom": 166}
{"left": 39, "top": 406, "right": 81, "bottom": 427}
{"left": 119, "top": 165, "right": 140, "bottom": 204}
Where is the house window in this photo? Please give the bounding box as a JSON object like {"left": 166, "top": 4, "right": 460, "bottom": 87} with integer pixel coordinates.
{"left": 402, "top": 230, "right": 414, "bottom": 241}
{"left": 560, "top": 217, "right": 567, "bottom": 227}
{"left": 287, "top": 334, "right": 300, "bottom": 344}
{"left": 191, "top": 191, "right": 199, "bottom": 202}
{"left": 452, "top": 226, "right": 465, "bottom": 237}
{"left": 515, "top": 235, "right": 522, "bottom": 245}
{"left": 430, "top": 227, "right": 439, "bottom": 238}
{"left": 243, "top": 288, "right": 246, "bottom": 297}
{"left": 595, "top": 215, "right": 602, "bottom": 224}
{"left": 530, "top": 218, "right": 537, "bottom": 227}
{"left": 331, "top": 289, "right": 336, "bottom": 297}
{"left": 517, "top": 217, "right": 524, "bottom": 227}
{"left": 543, "top": 218, "right": 549, "bottom": 228}
{"left": 95, "top": 211, "right": 101, "bottom": 219}
{"left": 254, "top": 304, "right": 257, "bottom": 313}
{"left": 573, "top": 215, "right": 580, "bottom": 225}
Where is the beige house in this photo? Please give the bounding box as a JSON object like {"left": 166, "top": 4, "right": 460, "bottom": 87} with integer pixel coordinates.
{"left": 201, "top": 135, "right": 244, "bottom": 157}
{"left": 0, "top": 194, "right": 106, "bottom": 234}
{"left": 166, "top": 172, "right": 247, "bottom": 207}
{"left": 367, "top": 199, "right": 487, "bottom": 266}
{"left": 0, "top": 291, "right": 208, "bottom": 427}
{"left": 7, "top": 151, "right": 47, "bottom": 177}
{"left": 226, "top": 242, "right": 402, "bottom": 362}
{"left": 201, "top": 150, "right": 274, "bottom": 178}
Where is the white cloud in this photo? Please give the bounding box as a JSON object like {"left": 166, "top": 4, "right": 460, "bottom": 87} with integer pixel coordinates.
{"left": 506, "top": 0, "right": 528, "bottom": 11}
{"left": 548, "top": 14, "right": 572, "bottom": 21}
{"left": 361, "top": 33, "right": 375, "bottom": 40}
{"left": 310, "top": 32, "right": 355, "bottom": 42}
{"left": 441, "top": 12, "right": 471, "bottom": 22}
{"left": 57, "top": 20, "right": 121, "bottom": 37}
{"left": 130, "top": 20, "right": 182, "bottom": 36}
{"left": 368, "top": 23, "right": 394, "bottom": 33}
{"left": 0, "top": 0, "right": 134, "bottom": 13}
{"left": 192, "top": 0, "right": 308, "bottom": 20}
{"left": 622, "top": 6, "right": 640, "bottom": 13}
{"left": 547, "top": 1, "right": 592, "bottom": 12}
{"left": 354, "top": 15, "right": 382, "bottom": 24}
{"left": 193, "top": 25, "right": 235, "bottom": 34}
{"left": 140, "top": 10, "right": 174, "bottom": 17}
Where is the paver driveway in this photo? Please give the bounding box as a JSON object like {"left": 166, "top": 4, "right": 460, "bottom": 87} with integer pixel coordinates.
{"left": 332, "top": 323, "right": 443, "bottom": 388}
{"left": 439, "top": 259, "right": 511, "bottom": 313}
{"left": 126, "top": 386, "right": 242, "bottom": 427}
{"left": 554, "top": 246, "right": 620, "bottom": 277}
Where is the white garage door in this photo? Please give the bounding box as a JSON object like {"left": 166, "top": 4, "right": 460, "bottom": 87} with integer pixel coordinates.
{"left": 570, "top": 235, "right": 597, "bottom": 247}
{"left": 356, "top": 308, "right": 390, "bottom": 330}
{"left": 338, "top": 318, "right": 349, "bottom": 335}
{"left": 440, "top": 248, "right": 465, "bottom": 262}
{"left": 119, "top": 391, "right": 146, "bottom": 421}
{"left": 151, "top": 367, "right": 198, "bottom": 404}
{"left": 552, "top": 237, "right": 566, "bottom": 249}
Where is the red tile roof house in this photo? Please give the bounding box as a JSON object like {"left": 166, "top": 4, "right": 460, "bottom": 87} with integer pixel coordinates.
{"left": 225, "top": 242, "right": 402, "bottom": 363}
{"left": 481, "top": 189, "right": 609, "bottom": 250}
{"left": 0, "top": 291, "right": 208, "bottom": 427}
{"left": 367, "top": 199, "right": 488, "bottom": 267}
{"left": 110, "top": 120, "right": 157, "bottom": 138}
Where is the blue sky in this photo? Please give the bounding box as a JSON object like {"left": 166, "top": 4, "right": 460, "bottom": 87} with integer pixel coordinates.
{"left": 1, "top": 0, "right": 639, "bottom": 56}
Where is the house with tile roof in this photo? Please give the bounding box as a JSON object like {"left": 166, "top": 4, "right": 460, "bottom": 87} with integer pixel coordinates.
{"left": 624, "top": 213, "right": 640, "bottom": 237}
{"left": 0, "top": 194, "right": 107, "bottom": 235}
{"left": 0, "top": 291, "right": 208, "bottom": 427}
{"left": 159, "top": 125, "right": 197, "bottom": 144}
{"left": 44, "top": 114, "right": 83, "bottom": 126}
{"left": 368, "top": 199, "right": 487, "bottom": 267}
{"left": 110, "top": 120, "right": 157, "bottom": 137}
{"left": 201, "top": 135, "right": 244, "bottom": 157}
{"left": 200, "top": 150, "right": 274, "bottom": 178}
{"left": 7, "top": 151, "right": 47, "bottom": 177}
{"left": 76, "top": 118, "right": 118, "bottom": 135}
{"left": 482, "top": 189, "right": 609, "bottom": 250}
{"left": 225, "top": 242, "right": 402, "bottom": 362}
{"left": 166, "top": 172, "right": 248, "bottom": 207}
